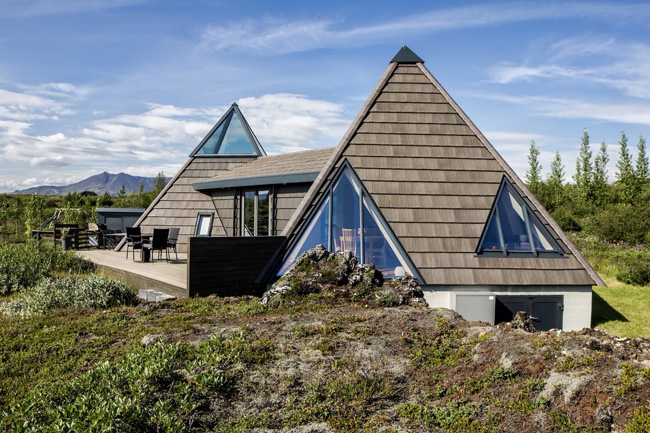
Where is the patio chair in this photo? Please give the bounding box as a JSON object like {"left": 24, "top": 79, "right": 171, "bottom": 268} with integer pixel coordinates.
{"left": 142, "top": 228, "right": 169, "bottom": 263}
{"left": 125, "top": 226, "right": 142, "bottom": 260}
{"left": 166, "top": 227, "right": 180, "bottom": 261}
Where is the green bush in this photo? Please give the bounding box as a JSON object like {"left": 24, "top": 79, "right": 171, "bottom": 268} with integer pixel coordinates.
{"left": 584, "top": 204, "right": 650, "bottom": 245}
{"left": 617, "top": 261, "right": 650, "bottom": 286}
{"left": 568, "top": 232, "right": 650, "bottom": 285}
{"left": 1, "top": 274, "right": 136, "bottom": 316}
{"left": 550, "top": 206, "right": 582, "bottom": 232}
{"left": 0, "top": 241, "right": 93, "bottom": 295}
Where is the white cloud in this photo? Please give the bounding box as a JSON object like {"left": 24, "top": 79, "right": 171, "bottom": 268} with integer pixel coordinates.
{"left": 0, "top": 88, "right": 72, "bottom": 120}
{"left": 475, "top": 92, "right": 650, "bottom": 126}
{"left": 237, "top": 93, "right": 350, "bottom": 149}
{"left": 0, "top": 0, "right": 148, "bottom": 17}
{"left": 0, "top": 85, "right": 351, "bottom": 189}
{"left": 484, "top": 130, "right": 557, "bottom": 179}
{"left": 29, "top": 155, "right": 70, "bottom": 167}
{"left": 199, "top": 2, "right": 650, "bottom": 54}
{"left": 489, "top": 37, "right": 650, "bottom": 99}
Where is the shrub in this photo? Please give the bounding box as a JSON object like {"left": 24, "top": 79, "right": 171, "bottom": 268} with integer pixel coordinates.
{"left": 584, "top": 204, "right": 650, "bottom": 245}
{"left": 568, "top": 232, "right": 650, "bottom": 285}
{"left": 1, "top": 274, "right": 136, "bottom": 316}
{"left": 551, "top": 205, "right": 582, "bottom": 232}
{"left": 617, "top": 261, "right": 650, "bottom": 286}
{"left": 0, "top": 241, "right": 93, "bottom": 295}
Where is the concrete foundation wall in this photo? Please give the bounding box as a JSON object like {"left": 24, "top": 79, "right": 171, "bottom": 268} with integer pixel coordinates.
{"left": 422, "top": 285, "right": 593, "bottom": 331}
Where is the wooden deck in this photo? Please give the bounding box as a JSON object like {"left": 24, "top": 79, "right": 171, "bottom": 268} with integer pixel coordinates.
{"left": 78, "top": 249, "right": 188, "bottom": 298}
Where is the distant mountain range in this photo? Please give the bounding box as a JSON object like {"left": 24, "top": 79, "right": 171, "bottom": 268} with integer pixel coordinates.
{"left": 13, "top": 172, "right": 163, "bottom": 196}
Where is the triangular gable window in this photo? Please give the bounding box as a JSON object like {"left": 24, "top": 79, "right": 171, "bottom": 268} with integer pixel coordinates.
{"left": 279, "top": 162, "right": 421, "bottom": 280}
{"left": 477, "top": 178, "right": 563, "bottom": 256}
{"left": 191, "top": 104, "right": 265, "bottom": 156}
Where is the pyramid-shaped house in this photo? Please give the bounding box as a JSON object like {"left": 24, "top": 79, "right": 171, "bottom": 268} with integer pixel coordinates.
{"left": 126, "top": 47, "right": 602, "bottom": 331}
{"left": 267, "top": 46, "right": 603, "bottom": 331}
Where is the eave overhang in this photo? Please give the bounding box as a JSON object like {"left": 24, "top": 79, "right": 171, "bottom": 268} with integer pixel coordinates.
{"left": 193, "top": 171, "right": 321, "bottom": 191}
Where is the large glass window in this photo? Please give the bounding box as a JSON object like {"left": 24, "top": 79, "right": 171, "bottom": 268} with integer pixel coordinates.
{"left": 363, "top": 203, "right": 403, "bottom": 276}
{"left": 278, "top": 197, "right": 330, "bottom": 275}
{"left": 241, "top": 189, "right": 270, "bottom": 236}
{"left": 477, "top": 179, "right": 561, "bottom": 256}
{"left": 332, "top": 170, "right": 360, "bottom": 256}
{"left": 280, "top": 165, "right": 416, "bottom": 279}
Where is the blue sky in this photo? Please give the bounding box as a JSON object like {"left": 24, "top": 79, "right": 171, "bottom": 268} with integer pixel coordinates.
{"left": 1, "top": 0, "right": 649, "bottom": 192}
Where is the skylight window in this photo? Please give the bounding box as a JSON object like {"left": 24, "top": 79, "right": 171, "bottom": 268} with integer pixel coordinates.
{"left": 190, "top": 103, "right": 265, "bottom": 156}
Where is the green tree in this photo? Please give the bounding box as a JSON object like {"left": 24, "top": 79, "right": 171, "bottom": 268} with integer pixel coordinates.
{"left": 97, "top": 192, "right": 113, "bottom": 207}
{"left": 548, "top": 151, "right": 565, "bottom": 209}
{"left": 24, "top": 194, "right": 46, "bottom": 234}
{"left": 118, "top": 184, "right": 126, "bottom": 198}
{"left": 152, "top": 171, "right": 167, "bottom": 197}
{"left": 573, "top": 129, "right": 593, "bottom": 203}
{"left": 0, "top": 195, "right": 24, "bottom": 239}
{"left": 616, "top": 131, "right": 635, "bottom": 204}
{"left": 593, "top": 140, "right": 610, "bottom": 205}
{"left": 635, "top": 135, "right": 649, "bottom": 193}
{"left": 525, "top": 140, "right": 542, "bottom": 193}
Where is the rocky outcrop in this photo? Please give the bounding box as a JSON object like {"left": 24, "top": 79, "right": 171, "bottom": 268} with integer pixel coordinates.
{"left": 262, "top": 246, "right": 426, "bottom": 308}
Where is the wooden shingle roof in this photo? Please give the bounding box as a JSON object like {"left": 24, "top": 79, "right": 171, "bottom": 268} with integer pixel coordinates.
{"left": 193, "top": 147, "right": 334, "bottom": 190}
{"left": 279, "top": 48, "right": 604, "bottom": 287}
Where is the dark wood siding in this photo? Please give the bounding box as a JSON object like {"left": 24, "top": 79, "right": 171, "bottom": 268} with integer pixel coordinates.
{"left": 188, "top": 236, "right": 285, "bottom": 296}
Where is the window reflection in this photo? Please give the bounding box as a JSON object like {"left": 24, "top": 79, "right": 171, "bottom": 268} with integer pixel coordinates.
{"left": 242, "top": 189, "right": 270, "bottom": 236}
{"left": 332, "top": 171, "right": 360, "bottom": 256}
{"left": 219, "top": 112, "right": 257, "bottom": 154}
{"left": 279, "top": 165, "right": 414, "bottom": 279}
{"left": 498, "top": 190, "right": 531, "bottom": 252}
{"left": 363, "top": 203, "right": 402, "bottom": 277}
{"left": 278, "top": 197, "right": 330, "bottom": 275}
{"left": 243, "top": 191, "right": 255, "bottom": 236}
{"left": 258, "top": 190, "right": 269, "bottom": 236}
{"left": 478, "top": 182, "right": 560, "bottom": 255}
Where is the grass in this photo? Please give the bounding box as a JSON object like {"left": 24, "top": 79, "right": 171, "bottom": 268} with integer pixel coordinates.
{"left": 0, "top": 295, "right": 328, "bottom": 409}
{"left": 592, "top": 273, "right": 650, "bottom": 338}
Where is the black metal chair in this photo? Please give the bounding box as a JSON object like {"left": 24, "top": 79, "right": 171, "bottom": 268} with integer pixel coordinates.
{"left": 166, "top": 227, "right": 180, "bottom": 261}
{"left": 125, "top": 226, "right": 142, "bottom": 260}
{"left": 142, "top": 228, "right": 169, "bottom": 263}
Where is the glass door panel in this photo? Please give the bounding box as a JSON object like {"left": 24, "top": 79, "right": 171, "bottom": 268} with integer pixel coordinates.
{"left": 243, "top": 191, "right": 255, "bottom": 236}
{"left": 332, "top": 170, "right": 360, "bottom": 256}
{"left": 258, "top": 190, "right": 270, "bottom": 236}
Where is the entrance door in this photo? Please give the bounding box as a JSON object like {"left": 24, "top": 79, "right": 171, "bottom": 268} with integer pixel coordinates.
{"left": 495, "top": 295, "right": 563, "bottom": 331}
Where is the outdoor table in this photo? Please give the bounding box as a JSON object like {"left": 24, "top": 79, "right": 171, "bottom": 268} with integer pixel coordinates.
{"left": 103, "top": 232, "right": 125, "bottom": 249}
{"left": 139, "top": 233, "right": 153, "bottom": 262}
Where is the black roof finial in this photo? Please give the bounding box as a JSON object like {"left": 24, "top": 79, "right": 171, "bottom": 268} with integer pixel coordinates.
{"left": 391, "top": 45, "right": 424, "bottom": 64}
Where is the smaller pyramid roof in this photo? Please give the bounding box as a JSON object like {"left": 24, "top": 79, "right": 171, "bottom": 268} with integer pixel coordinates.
{"left": 190, "top": 103, "right": 266, "bottom": 157}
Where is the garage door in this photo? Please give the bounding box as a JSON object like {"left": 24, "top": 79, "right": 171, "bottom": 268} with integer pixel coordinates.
{"left": 495, "top": 295, "right": 563, "bottom": 331}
